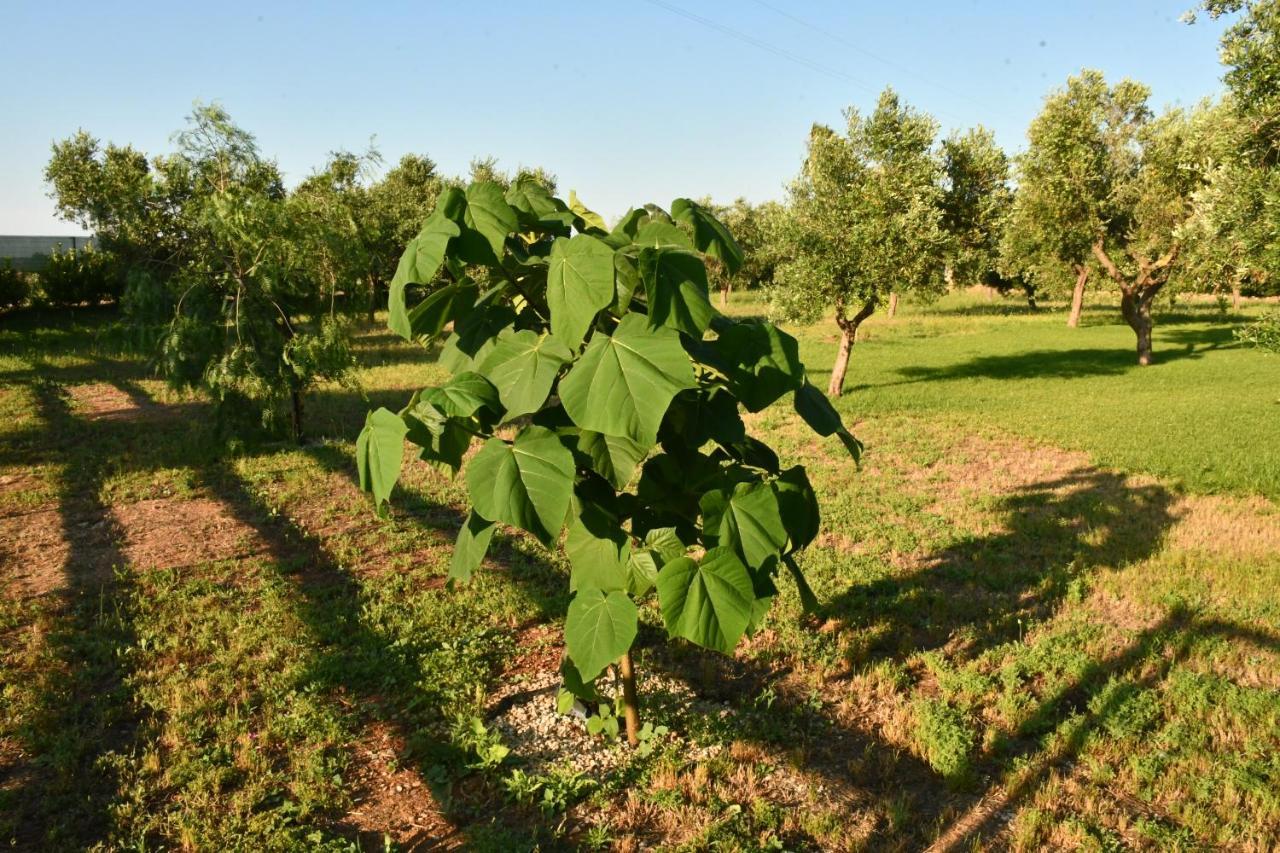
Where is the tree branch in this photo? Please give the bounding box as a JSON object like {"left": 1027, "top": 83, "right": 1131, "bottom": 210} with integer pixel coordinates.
{"left": 1091, "top": 238, "right": 1126, "bottom": 288}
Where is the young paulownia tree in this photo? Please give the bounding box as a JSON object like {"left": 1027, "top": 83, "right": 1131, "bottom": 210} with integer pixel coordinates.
{"left": 358, "top": 177, "right": 860, "bottom": 744}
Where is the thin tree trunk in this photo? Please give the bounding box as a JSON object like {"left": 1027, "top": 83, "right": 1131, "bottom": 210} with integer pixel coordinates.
{"left": 1232, "top": 282, "right": 1242, "bottom": 311}
{"left": 367, "top": 275, "right": 379, "bottom": 326}
{"left": 720, "top": 282, "right": 730, "bottom": 307}
{"left": 827, "top": 299, "right": 876, "bottom": 397}
{"left": 887, "top": 292, "right": 899, "bottom": 318}
{"left": 290, "top": 389, "right": 305, "bottom": 444}
{"left": 1121, "top": 289, "right": 1155, "bottom": 366}
{"left": 1067, "top": 265, "right": 1088, "bottom": 328}
{"left": 1024, "top": 283, "right": 1038, "bottom": 311}
{"left": 618, "top": 650, "right": 640, "bottom": 747}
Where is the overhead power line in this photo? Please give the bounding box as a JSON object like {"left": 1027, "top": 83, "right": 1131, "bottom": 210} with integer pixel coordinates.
{"left": 748, "top": 0, "right": 994, "bottom": 113}
{"left": 641, "top": 0, "right": 877, "bottom": 94}
{"left": 643, "top": 0, "right": 972, "bottom": 128}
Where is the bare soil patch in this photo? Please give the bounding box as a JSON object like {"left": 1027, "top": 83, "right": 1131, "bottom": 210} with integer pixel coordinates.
{"left": 67, "top": 383, "right": 150, "bottom": 421}
{"left": 339, "top": 722, "right": 459, "bottom": 851}
{"left": 0, "top": 507, "right": 119, "bottom": 598}
{"left": 112, "top": 497, "right": 269, "bottom": 571}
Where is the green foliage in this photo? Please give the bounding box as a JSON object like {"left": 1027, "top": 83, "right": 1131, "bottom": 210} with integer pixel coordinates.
{"left": 37, "top": 244, "right": 122, "bottom": 307}
{"left": 1184, "top": 1, "right": 1280, "bottom": 289}
{"left": 912, "top": 698, "right": 974, "bottom": 784}
{"left": 0, "top": 260, "right": 30, "bottom": 311}
{"left": 941, "top": 126, "right": 1013, "bottom": 288}
{"left": 1237, "top": 310, "right": 1280, "bottom": 352}
{"left": 771, "top": 87, "right": 948, "bottom": 390}
{"left": 46, "top": 105, "right": 369, "bottom": 439}
{"left": 360, "top": 179, "right": 857, "bottom": 707}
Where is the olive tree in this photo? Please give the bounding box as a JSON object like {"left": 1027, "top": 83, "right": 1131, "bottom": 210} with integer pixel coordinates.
{"left": 1184, "top": 1, "right": 1280, "bottom": 298}
{"left": 940, "top": 127, "right": 1023, "bottom": 303}
{"left": 771, "top": 88, "right": 947, "bottom": 396}
{"left": 1005, "top": 71, "right": 1214, "bottom": 362}
{"left": 358, "top": 177, "right": 860, "bottom": 745}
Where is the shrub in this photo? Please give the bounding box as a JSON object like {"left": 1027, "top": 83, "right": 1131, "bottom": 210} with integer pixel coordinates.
{"left": 1237, "top": 311, "right": 1280, "bottom": 354}
{"left": 0, "top": 260, "right": 30, "bottom": 311}
{"left": 37, "top": 245, "right": 123, "bottom": 307}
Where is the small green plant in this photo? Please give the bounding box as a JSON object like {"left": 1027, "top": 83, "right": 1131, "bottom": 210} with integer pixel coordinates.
{"left": 912, "top": 697, "right": 974, "bottom": 784}
{"left": 0, "top": 259, "right": 30, "bottom": 311}
{"left": 359, "top": 178, "right": 859, "bottom": 744}
{"left": 452, "top": 715, "right": 510, "bottom": 769}
{"left": 1236, "top": 311, "right": 1280, "bottom": 354}
{"left": 585, "top": 702, "right": 620, "bottom": 740}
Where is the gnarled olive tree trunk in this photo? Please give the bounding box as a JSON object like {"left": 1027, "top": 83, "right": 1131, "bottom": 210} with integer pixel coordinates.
{"left": 1067, "top": 264, "right": 1088, "bottom": 327}
{"left": 1120, "top": 288, "right": 1158, "bottom": 365}
{"left": 828, "top": 299, "right": 877, "bottom": 397}
{"left": 1093, "top": 238, "right": 1178, "bottom": 366}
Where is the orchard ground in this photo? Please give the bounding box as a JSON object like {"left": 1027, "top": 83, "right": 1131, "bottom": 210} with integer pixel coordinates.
{"left": 1, "top": 292, "right": 1278, "bottom": 851}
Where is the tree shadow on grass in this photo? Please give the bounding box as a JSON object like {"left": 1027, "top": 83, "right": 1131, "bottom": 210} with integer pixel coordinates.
{"left": 0, "top": 378, "right": 158, "bottom": 849}
{"left": 196, "top": 451, "right": 574, "bottom": 850}
{"left": 863, "top": 341, "right": 1210, "bottom": 389}
{"left": 931, "top": 608, "right": 1280, "bottom": 850}
{"left": 821, "top": 468, "right": 1177, "bottom": 666}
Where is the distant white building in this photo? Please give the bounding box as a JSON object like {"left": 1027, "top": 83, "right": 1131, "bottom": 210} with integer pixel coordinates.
{"left": 0, "top": 235, "right": 96, "bottom": 271}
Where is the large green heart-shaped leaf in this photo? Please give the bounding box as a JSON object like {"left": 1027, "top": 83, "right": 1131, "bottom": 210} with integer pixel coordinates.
{"left": 773, "top": 465, "right": 820, "bottom": 552}
{"left": 463, "top": 181, "right": 518, "bottom": 258}
{"left": 634, "top": 219, "right": 693, "bottom": 249}
{"left": 388, "top": 215, "right": 462, "bottom": 340}
{"left": 400, "top": 281, "right": 477, "bottom": 342}
{"left": 565, "top": 588, "right": 638, "bottom": 681}
{"left": 576, "top": 430, "right": 648, "bottom": 489}
{"left": 465, "top": 426, "right": 574, "bottom": 545}
{"left": 626, "top": 548, "right": 660, "bottom": 596}
{"left": 715, "top": 321, "right": 805, "bottom": 412}
{"left": 506, "top": 175, "right": 566, "bottom": 226}
{"left": 610, "top": 208, "right": 649, "bottom": 242}
{"left": 568, "top": 190, "right": 608, "bottom": 232}
{"left": 449, "top": 511, "right": 495, "bottom": 585}
{"left": 700, "top": 480, "right": 788, "bottom": 569}
{"left": 644, "top": 527, "right": 687, "bottom": 563}
{"left": 402, "top": 399, "right": 472, "bottom": 473}
{"left": 423, "top": 372, "right": 500, "bottom": 420}
{"left": 794, "top": 382, "right": 863, "bottom": 462}
{"left": 477, "top": 329, "right": 573, "bottom": 419}
{"left": 356, "top": 408, "right": 407, "bottom": 516}
{"left": 657, "top": 547, "right": 754, "bottom": 653}
{"left": 565, "top": 502, "right": 629, "bottom": 593}
{"left": 547, "top": 235, "right": 616, "bottom": 347}
{"left": 671, "top": 197, "right": 744, "bottom": 276}
{"left": 559, "top": 313, "right": 695, "bottom": 445}
{"left": 639, "top": 247, "right": 717, "bottom": 337}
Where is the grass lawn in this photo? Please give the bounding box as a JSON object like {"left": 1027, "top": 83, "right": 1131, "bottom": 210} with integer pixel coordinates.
{"left": 0, "top": 296, "right": 1277, "bottom": 850}
{"left": 777, "top": 291, "right": 1280, "bottom": 499}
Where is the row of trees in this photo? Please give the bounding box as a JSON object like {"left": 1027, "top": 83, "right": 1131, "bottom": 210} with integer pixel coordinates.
{"left": 762, "top": 0, "right": 1279, "bottom": 390}
{"left": 43, "top": 106, "right": 548, "bottom": 438}
{"left": 41, "top": 1, "right": 1278, "bottom": 431}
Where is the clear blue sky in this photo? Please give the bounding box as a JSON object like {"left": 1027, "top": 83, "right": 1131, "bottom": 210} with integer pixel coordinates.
{"left": 0, "top": 1, "right": 1234, "bottom": 235}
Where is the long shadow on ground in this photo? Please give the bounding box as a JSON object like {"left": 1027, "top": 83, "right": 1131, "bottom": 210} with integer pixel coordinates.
{"left": 0, "top": 376, "right": 170, "bottom": 849}
{"left": 822, "top": 468, "right": 1177, "bottom": 664}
